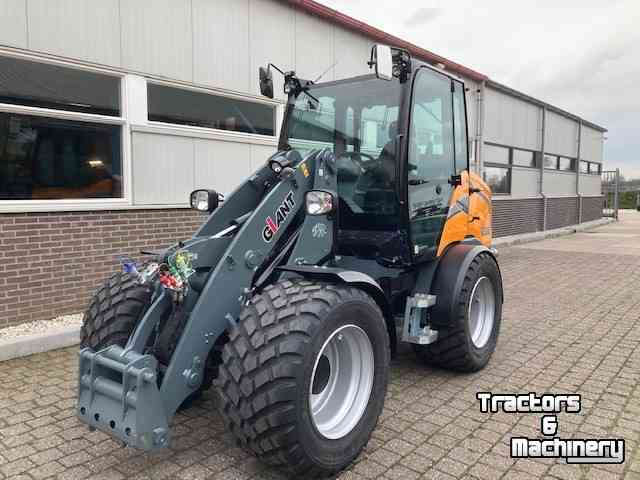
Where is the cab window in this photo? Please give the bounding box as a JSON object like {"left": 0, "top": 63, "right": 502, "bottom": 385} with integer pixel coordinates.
{"left": 408, "top": 67, "right": 455, "bottom": 258}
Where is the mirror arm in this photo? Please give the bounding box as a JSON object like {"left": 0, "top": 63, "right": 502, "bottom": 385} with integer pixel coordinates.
{"left": 268, "top": 63, "right": 285, "bottom": 76}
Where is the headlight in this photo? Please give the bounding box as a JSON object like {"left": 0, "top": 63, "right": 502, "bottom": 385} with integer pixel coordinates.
{"left": 306, "top": 190, "right": 335, "bottom": 215}
{"left": 269, "top": 160, "right": 283, "bottom": 174}
{"left": 190, "top": 189, "right": 220, "bottom": 213}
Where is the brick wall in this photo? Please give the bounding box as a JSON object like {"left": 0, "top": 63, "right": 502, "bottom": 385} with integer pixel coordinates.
{"left": 492, "top": 198, "right": 544, "bottom": 238}
{"left": 1, "top": 197, "right": 606, "bottom": 328}
{"left": 546, "top": 197, "right": 579, "bottom": 230}
{"left": 581, "top": 196, "right": 604, "bottom": 223}
{"left": 0, "top": 209, "right": 205, "bottom": 328}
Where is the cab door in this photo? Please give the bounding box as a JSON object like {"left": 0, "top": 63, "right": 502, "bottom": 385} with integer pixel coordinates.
{"left": 408, "top": 67, "right": 457, "bottom": 260}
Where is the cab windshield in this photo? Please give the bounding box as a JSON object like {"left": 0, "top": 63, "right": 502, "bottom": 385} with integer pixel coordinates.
{"left": 280, "top": 75, "right": 403, "bottom": 231}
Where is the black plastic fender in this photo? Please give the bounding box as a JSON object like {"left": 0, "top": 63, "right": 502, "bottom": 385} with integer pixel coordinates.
{"left": 277, "top": 265, "right": 397, "bottom": 355}
{"left": 429, "top": 244, "right": 502, "bottom": 328}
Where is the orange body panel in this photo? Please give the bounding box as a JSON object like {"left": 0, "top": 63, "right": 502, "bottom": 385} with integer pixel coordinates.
{"left": 436, "top": 170, "right": 492, "bottom": 257}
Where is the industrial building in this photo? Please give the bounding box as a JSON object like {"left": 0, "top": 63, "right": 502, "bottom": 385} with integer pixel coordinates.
{"left": 0, "top": 0, "right": 606, "bottom": 328}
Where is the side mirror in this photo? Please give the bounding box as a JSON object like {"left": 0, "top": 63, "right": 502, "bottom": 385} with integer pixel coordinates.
{"left": 370, "top": 45, "right": 393, "bottom": 81}
{"left": 259, "top": 66, "right": 274, "bottom": 98}
{"left": 190, "top": 189, "right": 221, "bottom": 213}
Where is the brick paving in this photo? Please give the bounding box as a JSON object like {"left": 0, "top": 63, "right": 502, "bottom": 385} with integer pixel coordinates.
{"left": 1, "top": 213, "right": 640, "bottom": 479}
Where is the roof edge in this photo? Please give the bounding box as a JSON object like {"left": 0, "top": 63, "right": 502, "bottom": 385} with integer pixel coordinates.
{"left": 285, "top": 0, "right": 488, "bottom": 83}
{"left": 286, "top": 0, "right": 606, "bottom": 133}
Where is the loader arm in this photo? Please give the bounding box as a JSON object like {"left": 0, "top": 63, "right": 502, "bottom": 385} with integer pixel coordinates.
{"left": 77, "top": 148, "right": 338, "bottom": 450}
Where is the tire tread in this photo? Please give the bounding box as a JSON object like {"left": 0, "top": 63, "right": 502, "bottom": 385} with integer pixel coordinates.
{"left": 415, "top": 252, "right": 501, "bottom": 372}
{"left": 216, "top": 279, "right": 384, "bottom": 478}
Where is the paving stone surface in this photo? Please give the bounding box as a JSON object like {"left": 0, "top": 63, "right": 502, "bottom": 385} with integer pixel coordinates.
{"left": 1, "top": 212, "right": 640, "bottom": 479}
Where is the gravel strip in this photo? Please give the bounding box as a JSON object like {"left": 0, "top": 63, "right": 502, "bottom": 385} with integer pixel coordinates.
{"left": 0, "top": 313, "right": 83, "bottom": 340}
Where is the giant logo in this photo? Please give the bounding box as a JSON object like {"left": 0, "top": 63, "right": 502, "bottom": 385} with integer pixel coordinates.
{"left": 262, "top": 191, "right": 295, "bottom": 242}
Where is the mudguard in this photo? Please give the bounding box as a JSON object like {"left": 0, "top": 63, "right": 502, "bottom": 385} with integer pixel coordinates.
{"left": 429, "top": 244, "right": 502, "bottom": 327}
{"left": 277, "top": 265, "right": 396, "bottom": 354}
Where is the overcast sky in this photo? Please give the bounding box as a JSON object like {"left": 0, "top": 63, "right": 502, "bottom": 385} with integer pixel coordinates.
{"left": 320, "top": 0, "right": 640, "bottom": 179}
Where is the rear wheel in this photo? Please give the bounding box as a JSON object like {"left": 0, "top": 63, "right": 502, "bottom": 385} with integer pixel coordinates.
{"left": 216, "top": 279, "right": 390, "bottom": 478}
{"left": 414, "top": 252, "right": 502, "bottom": 372}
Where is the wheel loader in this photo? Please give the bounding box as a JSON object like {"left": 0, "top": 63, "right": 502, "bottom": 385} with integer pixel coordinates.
{"left": 77, "top": 45, "right": 503, "bottom": 477}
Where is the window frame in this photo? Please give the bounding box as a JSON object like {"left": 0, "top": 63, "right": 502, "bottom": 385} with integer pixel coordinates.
{"left": 146, "top": 79, "right": 279, "bottom": 142}
{"left": 483, "top": 164, "right": 511, "bottom": 195}
{"left": 543, "top": 154, "right": 559, "bottom": 170}
{"left": 483, "top": 142, "right": 511, "bottom": 166}
{"left": 588, "top": 162, "right": 601, "bottom": 175}
{"left": 452, "top": 80, "right": 469, "bottom": 174}
{"left": 482, "top": 142, "right": 521, "bottom": 196}
{"left": 0, "top": 49, "right": 130, "bottom": 213}
{"left": 0, "top": 49, "right": 283, "bottom": 213}
{"left": 511, "top": 148, "right": 538, "bottom": 168}
{"left": 558, "top": 156, "right": 576, "bottom": 172}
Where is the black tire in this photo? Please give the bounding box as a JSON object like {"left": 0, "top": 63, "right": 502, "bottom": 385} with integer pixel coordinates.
{"left": 80, "top": 271, "right": 153, "bottom": 350}
{"left": 216, "top": 279, "right": 390, "bottom": 478}
{"left": 414, "top": 252, "right": 502, "bottom": 372}
{"left": 80, "top": 271, "right": 223, "bottom": 405}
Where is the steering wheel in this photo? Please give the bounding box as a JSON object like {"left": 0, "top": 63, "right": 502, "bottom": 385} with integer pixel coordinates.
{"left": 337, "top": 151, "right": 380, "bottom": 172}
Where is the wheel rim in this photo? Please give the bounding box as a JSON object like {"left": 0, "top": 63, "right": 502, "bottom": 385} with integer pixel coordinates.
{"left": 468, "top": 276, "right": 496, "bottom": 349}
{"left": 309, "top": 324, "right": 374, "bottom": 440}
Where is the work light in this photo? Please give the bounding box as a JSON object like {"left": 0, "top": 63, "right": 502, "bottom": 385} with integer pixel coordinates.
{"left": 190, "top": 189, "right": 220, "bottom": 213}
{"left": 306, "top": 190, "right": 335, "bottom": 215}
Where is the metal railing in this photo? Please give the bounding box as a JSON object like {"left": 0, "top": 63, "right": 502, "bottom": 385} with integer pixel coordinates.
{"left": 602, "top": 169, "right": 620, "bottom": 219}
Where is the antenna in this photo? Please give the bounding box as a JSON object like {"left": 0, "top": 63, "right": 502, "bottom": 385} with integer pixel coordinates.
{"left": 314, "top": 61, "right": 338, "bottom": 83}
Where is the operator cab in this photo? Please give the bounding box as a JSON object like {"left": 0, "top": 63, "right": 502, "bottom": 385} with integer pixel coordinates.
{"left": 277, "top": 47, "right": 469, "bottom": 264}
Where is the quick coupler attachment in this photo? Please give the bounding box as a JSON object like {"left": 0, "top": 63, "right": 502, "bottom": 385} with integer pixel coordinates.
{"left": 77, "top": 346, "right": 170, "bottom": 451}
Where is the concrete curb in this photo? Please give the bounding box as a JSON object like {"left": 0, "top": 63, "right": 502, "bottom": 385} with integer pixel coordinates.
{"left": 493, "top": 218, "right": 615, "bottom": 248}
{"left": 0, "top": 325, "right": 80, "bottom": 362}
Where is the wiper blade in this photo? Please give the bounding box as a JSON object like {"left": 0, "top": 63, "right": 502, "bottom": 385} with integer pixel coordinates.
{"left": 302, "top": 88, "right": 320, "bottom": 106}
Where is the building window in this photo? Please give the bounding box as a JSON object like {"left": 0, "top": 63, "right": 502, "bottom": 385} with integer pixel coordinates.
{"left": 484, "top": 166, "right": 510, "bottom": 194}
{"left": 512, "top": 149, "right": 537, "bottom": 168}
{"left": 0, "top": 55, "right": 120, "bottom": 116}
{"left": 580, "top": 160, "right": 589, "bottom": 173}
{"left": 0, "top": 55, "right": 124, "bottom": 204}
{"left": 484, "top": 143, "right": 510, "bottom": 164}
{"left": 579, "top": 161, "right": 601, "bottom": 175}
{"left": 558, "top": 157, "right": 575, "bottom": 171}
{"left": 544, "top": 154, "right": 558, "bottom": 169}
{"left": 0, "top": 113, "right": 122, "bottom": 200}
{"left": 148, "top": 83, "right": 275, "bottom": 136}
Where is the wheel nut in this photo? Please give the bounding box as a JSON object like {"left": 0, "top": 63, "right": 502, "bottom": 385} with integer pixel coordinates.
{"left": 337, "top": 334, "right": 343, "bottom": 341}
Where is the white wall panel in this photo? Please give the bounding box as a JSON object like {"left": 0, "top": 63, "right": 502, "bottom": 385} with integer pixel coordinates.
{"left": 294, "top": 11, "right": 334, "bottom": 81}
{"left": 511, "top": 167, "right": 540, "bottom": 197}
{"left": 545, "top": 111, "right": 578, "bottom": 157}
{"left": 333, "top": 28, "right": 371, "bottom": 80}
{"left": 132, "top": 133, "right": 194, "bottom": 205}
{"left": 121, "top": 0, "right": 193, "bottom": 81}
{"left": 544, "top": 171, "right": 576, "bottom": 196}
{"left": 193, "top": 0, "right": 249, "bottom": 92}
{"left": 580, "top": 126, "right": 604, "bottom": 163}
{"left": 0, "top": 0, "right": 27, "bottom": 48}
{"left": 579, "top": 174, "right": 602, "bottom": 196}
{"left": 194, "top": 139, "right": 251, "bottom": 195}
{"left": 484, "top": 88, "right": 542, "bottom": 150}
{"left": 250, "top": 144, "right": 276, "bottom": 172}
{"left": 249, "top": 0, "right": 295, "bottom": 99}
{"left": 28, "top": 0, "right": 121, "bottom": 66}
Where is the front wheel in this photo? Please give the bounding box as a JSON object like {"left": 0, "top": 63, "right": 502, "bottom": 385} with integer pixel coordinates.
{"left": 215, "top": 279, "right": 390, "bottom": 478}
{"left": 414, "top": 251, "right": 503, "bottom": 372}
